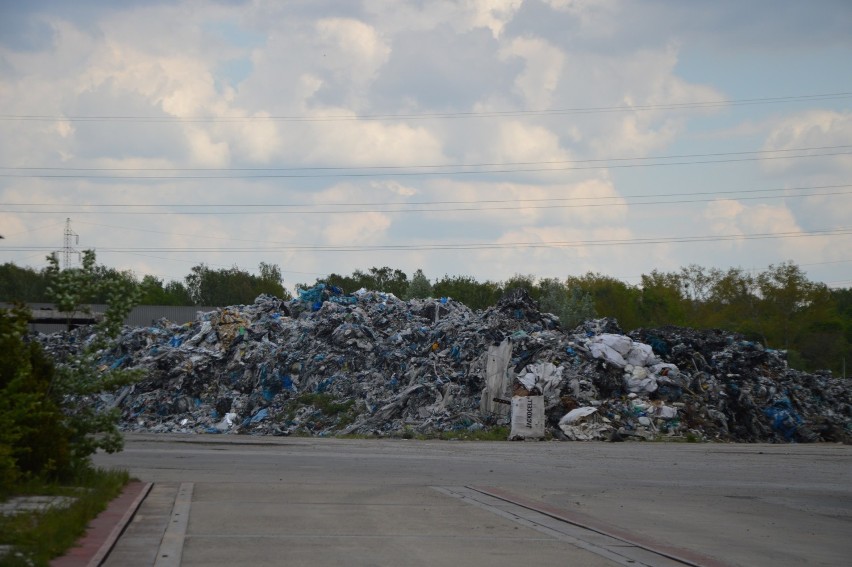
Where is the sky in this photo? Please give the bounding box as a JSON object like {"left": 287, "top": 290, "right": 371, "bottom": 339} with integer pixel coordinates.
{"left": 1, "top": 0, "right": 850, "bottom": 294}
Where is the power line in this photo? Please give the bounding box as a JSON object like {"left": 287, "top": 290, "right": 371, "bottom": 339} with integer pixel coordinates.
{"left": 4, "top": 186, "right": 849, "bottom": 216}
{"left": 0, "top": 219, "right": 68, "bottom": 237}
{"left": 1, "top": 92, "right": 850, "bottom": 122}
{"left": 4, "top": 227, "right": 850, "bottom": 253}
{"left": 5, "top": 183, "right": 847, "bottom": 208}
{"left": 2, "top": 150, "right": 849, "bottom": 180}
{"left": 3, "top": 144, "right": 849, "bottom": 173}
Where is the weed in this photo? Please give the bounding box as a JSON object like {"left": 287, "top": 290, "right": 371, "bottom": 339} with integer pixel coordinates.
{"left": 0, "top": 468, "right": 129, "bottom": 566}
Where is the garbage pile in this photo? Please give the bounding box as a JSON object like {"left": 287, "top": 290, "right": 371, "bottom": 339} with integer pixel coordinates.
{"left": 37, "top": 288, "right": 850, "bottom": 443}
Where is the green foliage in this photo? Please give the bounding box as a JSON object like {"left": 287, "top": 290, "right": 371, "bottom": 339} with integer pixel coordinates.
{"left": 391, "top": 426, "right": 511, "bottom": 441}
{"left": 0, "top": 263, "right": 51, "bottom": 302}
{"left": 639, "top": 270, "right": 688, "bottom": 327}
{"left": 0, "top": 467, "right": 129, "bottom": 565}
{"left": 538, "top": 278, "right": 568, "bottom": 321}
{"left": 43, "top": 252, "right": 141, "bottom": 315}
{"left": 184, "top": 262, "right": 292, "bottom": 305}
{"left": 566, "top": 272, "right": 643, "bottom": 329}
{"left": 435, "top": 426, "right": 511, "bottom": 441}
{"left": 432, "top": 274, "right": 501, "bottom": 310}
{"left": 0, "top": 306, "right": 71, "bottom": 493}
{"left": 307, "top": 266, "right": 410, "bottom": 298}
{"left": 296, "top": 392, "right": 355, "bottom": 416}
{"left": 630, "top": 262, "right": 849, "bottom": 372}
{"left": 404, "top": 269, "right": 433, "bottom": 299}
{"left": 0, "top": 249, "right": 145, "bottom": 486}
{"left": 138, "top": 275, "right": 192, "bottom": 305}
{"left": 136, "top": 275, "right": 196, "bottom": 306}
{"left": 501, "top": 273, "right": 539, "bottom": 299}
{"left": 539, "top": 278, "right": 597, "bottom": 329}
{"left": 44, "top": 251, "right": 97, "bottom": 327}
{"left": 2, "top": 256, "right": 848, "bottom": 375}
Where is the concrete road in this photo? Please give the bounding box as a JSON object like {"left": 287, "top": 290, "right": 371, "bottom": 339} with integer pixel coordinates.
{"left": 93, "top": 435, "right": 851, "bottom": 566}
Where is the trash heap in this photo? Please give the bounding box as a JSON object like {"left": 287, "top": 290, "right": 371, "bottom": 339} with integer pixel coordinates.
{"left": 37, "top": 288, "right": 850, "bottom": 443}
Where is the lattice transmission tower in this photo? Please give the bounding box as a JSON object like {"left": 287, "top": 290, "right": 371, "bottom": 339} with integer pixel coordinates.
{"left": 62, "top": 217, "right": 80, "bottom": 269}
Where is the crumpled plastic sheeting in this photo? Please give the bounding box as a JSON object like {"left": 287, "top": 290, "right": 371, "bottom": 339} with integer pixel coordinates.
{"left": 517, "top": 362, "right": 563, "bottom": 402}
{"left": 37, "top": 291, "right": 851, "bottom": 443}
{"left": 480, "top": 339, "right": 513, "bottom": 417}
{"left": 558, "top": 407, "right": 613, "bottom": 441}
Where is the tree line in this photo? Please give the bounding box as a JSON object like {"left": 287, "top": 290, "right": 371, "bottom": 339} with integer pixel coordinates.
{"left": 1, "top": 260, "right": 291, "bottom": 306}
{"left": 1, "top": 258, "right": 849, "bottom": 374}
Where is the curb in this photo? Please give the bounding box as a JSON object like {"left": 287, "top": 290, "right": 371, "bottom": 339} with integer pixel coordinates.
{"left": 52, "top": 481, "right": 153, "bottom": 567}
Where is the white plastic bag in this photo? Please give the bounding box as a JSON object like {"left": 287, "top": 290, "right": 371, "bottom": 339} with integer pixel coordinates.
{"left": 510, "top": 396, "right": 545, "bottom": 440}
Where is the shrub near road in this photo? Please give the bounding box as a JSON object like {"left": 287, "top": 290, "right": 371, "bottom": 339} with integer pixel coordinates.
{"left": 0, "top": 251, "right": 141, "bottom": 565}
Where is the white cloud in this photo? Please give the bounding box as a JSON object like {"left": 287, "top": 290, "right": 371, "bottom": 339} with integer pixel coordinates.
{"left": 700, "top": 199, "right": 830, "bottom": 264}
{"left": 762, "top": 110, "right": 852, "bottom": 175}
{"left": 315, "top": 18, "right": 390, "bottom": 98}
{"left": 493, "top": 120, "right": 568, "bottom": 162}
{"left": 468, "top": 0, "right": 525, "bottom": 38}
{"left": 363, "top": 0, "right": 523, "bottom": 38}
{"left": 543, "top": 0, "right": 620, "bottom": 31}
{"left": 370, "top": 180, "right": 419, "bottom": 197}
{"left": 500, "top": 36, "right": 565, "bottom": 109}
{"left": 299, "top": 113, "right": 446, "bottom": 166}
{"left": 183, "top": 125, "right": 230, "bottom": 166}
{"left": 322, "top": 211, "right": 392, "bottom": 246}
{"left": 0, "top": 1, "right": 848, "bottom": 289}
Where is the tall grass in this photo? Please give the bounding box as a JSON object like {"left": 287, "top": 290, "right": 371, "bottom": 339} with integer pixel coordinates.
{"left": 0, "top": 468, "right": 129, "bottom": 566}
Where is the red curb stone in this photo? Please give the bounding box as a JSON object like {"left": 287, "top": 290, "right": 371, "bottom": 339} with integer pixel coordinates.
{"left": 51, "top": 480, "right": 151, "bottom": 567}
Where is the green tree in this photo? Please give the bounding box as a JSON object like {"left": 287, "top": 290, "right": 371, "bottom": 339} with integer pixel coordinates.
{"left": 0, "top": 305, "right": 70, "bottom": 492}
{"left": 44, "top": 251, "right": 141, "bottom": 468}
{"left": 539, "top": 278, "right": 597, "bottom": 328}
{"left": 501, "top": 273, "right": 539, "bottom": 298}
{"left": 432, "top": 274, "right": 501, "bottom": 310}
{"left": 138, "top": 275, "right": 192, "bottom": 305}
{"left": 139, "top": 275, "right": 167, "bottom": 305}
{"left": 752, "top": 262, "right": 846, "bottom": 371}
{"left": 301, "top": 266, "right": 409, "bottom": 297}
{"left": 705, "top": 267, "right": 758, "bottom": 333}
{"left": 539, "top": 278, "right": 567, "bottom": 321}
{"left": 45, "top": 250, "right": 100, "bottom": 330}
{"left": 404, "top": 269, "right": 433, "bottom": 300}
{"left": 258, "top": 262, "right": 291, "bottom": 299}
{"left": 639, "top": 270, "right": 687, "bottom": 327}
{"left": 829, "top": 287, "right": 852, "bottom": 376}
{"left": 185, "top": 262, "right": 290, "bottom": 305}
{"left": 164, "top": 280, "right": 193, "bottom": 304}
{"left": 756, "top": 262, "right": 820, "bottom": 349}
{"left": 0, "top": 263, "right": 50, "bottom": 302}
{"left": 566, "top": 272, "right": 642, "bottom": 329}
{"left": 355, "top": 266, "right": 409, "bottom": 297}
{"left": 832, "top": 288, "right": 852, "bottom": 345}
{"left": 1, "top": 251, "right": 141, "bottom": 492}
{"left": 312, "top": 272, "right": 357, "bottom": 294}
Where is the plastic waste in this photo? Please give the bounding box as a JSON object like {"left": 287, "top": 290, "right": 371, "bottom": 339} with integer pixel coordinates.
{"left": 33, "top": 290, "right": 849, "bottom": 444}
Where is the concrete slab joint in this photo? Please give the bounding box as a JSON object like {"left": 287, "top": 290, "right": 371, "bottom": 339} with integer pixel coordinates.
{"left": 154, "top": 483, "right": 193, "bottom": 567}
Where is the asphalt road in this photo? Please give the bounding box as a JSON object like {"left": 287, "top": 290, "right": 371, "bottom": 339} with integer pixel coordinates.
{"left": 93, "top": 435, "right": 851, "bottom": 566}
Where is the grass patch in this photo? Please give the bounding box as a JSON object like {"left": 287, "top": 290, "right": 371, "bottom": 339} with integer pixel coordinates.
{"left": 388, "top": 425, "right": 512, "bottom": 441}
{"left": 296, "top": 393, "right": 354, "bottom": 415}
{"left": 436, "top": 426, "right": 511, "bottom": 441}
{"left": 0, "top": 468, "right": 129, "bottom": 566}
{"left": 277, "top": 393, "right": 359, "bottom": 432}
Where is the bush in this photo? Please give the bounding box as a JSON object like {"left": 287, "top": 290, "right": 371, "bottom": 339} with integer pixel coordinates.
{"left": 0, "top": 306, "right": 72, "bottom": 494}
{"left": 1, "top": 251, "right": 143, "bottom": 495}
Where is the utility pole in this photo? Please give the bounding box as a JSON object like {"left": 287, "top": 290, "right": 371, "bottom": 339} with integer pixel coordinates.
{"left": 62, "top": 217, "right": 80, "bottom": 269}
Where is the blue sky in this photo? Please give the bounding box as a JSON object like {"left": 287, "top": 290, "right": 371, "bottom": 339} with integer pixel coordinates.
{"left": 1, "top": 0, "right": 850, "bottom": 291}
